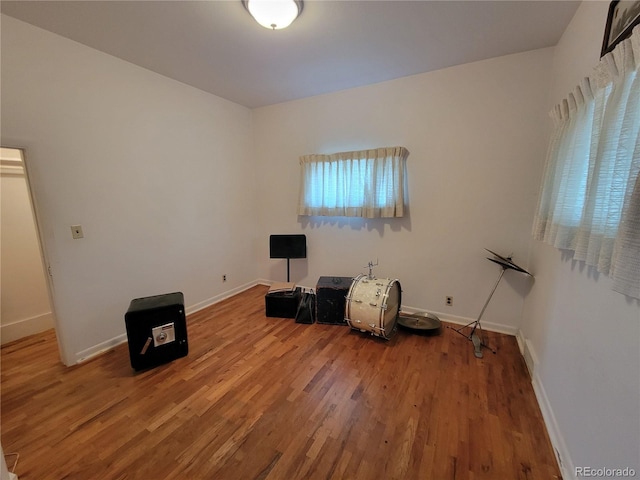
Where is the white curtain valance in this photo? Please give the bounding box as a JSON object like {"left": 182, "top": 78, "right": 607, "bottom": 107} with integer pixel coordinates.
{"left": 298, "top": 146, "right": 409, "bottom": 218}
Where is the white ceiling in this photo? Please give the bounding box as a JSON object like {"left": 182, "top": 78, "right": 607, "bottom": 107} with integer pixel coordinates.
{"left": 1, "top": 0, "right": 581, "bottom": 108}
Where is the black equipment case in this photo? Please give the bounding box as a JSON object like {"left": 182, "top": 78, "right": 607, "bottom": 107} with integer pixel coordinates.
{"left": 124, "top": 292, "right": 188, "bottom": 371}
{"left": 265, "top": 288, "right": 302, "bottom": 318}
{"left": 316, "top": 276, "right": 353, "bottom": 325}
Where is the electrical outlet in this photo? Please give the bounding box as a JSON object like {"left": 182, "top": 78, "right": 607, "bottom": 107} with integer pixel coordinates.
{"left": 222, "top": 274, "right": 227, "bottom": 282}
{"left": 446, "top": 296, "right": 453, "bottom": 306}
{"left": 70, "top": 225, "right": 84, "bottom": 239}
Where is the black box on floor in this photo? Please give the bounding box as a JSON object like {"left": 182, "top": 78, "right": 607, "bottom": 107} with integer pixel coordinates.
{"left": 265, "top": 288, "right": 301, "bottom": 318}
{"left": 316, "top": 276, "right": 353, "bottom": 325}
{"left": 124, "top": 292, "right": 188, "bottom": 371}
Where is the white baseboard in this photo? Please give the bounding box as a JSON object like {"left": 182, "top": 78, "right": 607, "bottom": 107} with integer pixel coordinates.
{"left": 516, "top": 330, "right": 538, "bottom": 379}
{"left": 73, "top": 281, "right": 263, "bottom": 365}
{"left": 75, "top": 333, "right": 128, "bottom": 364}
{"left": 400, "top": 305, "right": 519, "bottom": 336}
{"left": 65, "top": 279, "right": 575, "bottom": 480}
{"left": 532, "top": 370, "right": 575, "bottom": 480}
{"left": 517, "top": 332, "right": 574, "bottom": 480}
{"left": 516, "top": 329, "right": 525, "bottom": 354}
{"left": 186, "top": 280, "right": 262, "bottom": 315}
{"left": 1, "top": 311, "right": 54, "bottom": 345}
{"left": 66, "top": 280, "right": 576, "bottom": 480}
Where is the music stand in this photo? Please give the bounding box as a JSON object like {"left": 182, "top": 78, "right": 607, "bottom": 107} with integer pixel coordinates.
{"left": 449, "top": 249, "right": 532, "bottom": 358}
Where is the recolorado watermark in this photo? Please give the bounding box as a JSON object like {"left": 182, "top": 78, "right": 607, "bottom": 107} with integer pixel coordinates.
{"left": 575, "top": 466, "right": 637, "bottom": 478}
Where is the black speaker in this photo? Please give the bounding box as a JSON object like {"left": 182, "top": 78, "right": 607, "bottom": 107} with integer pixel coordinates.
{"left": 124, "top": 292, "right": 188, "bottom": 371}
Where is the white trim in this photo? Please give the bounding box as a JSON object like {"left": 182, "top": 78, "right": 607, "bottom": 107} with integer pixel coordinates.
{"left": 68, "top": 281, "right": 511, "bottom": 360}
{"left": 75, "top": 333, "right": 128, "bottom": 364}
{"left": 73, "top": 280, "right": 265, "bottom": 364}
{"left": 516, "top": 329, "right": 525, "bottom": 354}
{"left": 400, "top": 305, "right": 519, "bottom": 336}
{"left": 523, "top": 338, "right": 538, "bottom": 378}
{"left": 0, "top": 155, "right": 24, "bottom": 175}
{"left": 0, "top": 158, "right": 24, "bottom": 176}
{"left": 518, "top": 333, "right": 574, "bottom": 480}
{"left": 0, "top": 312, "right": 54, "bottom": 345}
{"left": 516, "top": 330, "right": 538, "bottom": 379}
{"left": 64, "top": 279, "right": 574, "bottom": 480}
{"left": 185, "top": 280, "right": 263, "bottom": 314}
{"left": 532, "top": 370, "right": 575, "bottom": 480}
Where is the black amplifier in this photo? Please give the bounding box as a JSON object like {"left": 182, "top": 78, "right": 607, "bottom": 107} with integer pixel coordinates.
{"left": 124, "top": 292, "right": 188, "bottom": 371}
{"left": 316, "top": 276, "right": 353, "bottom": 325}
{"left": 265, "top": 288, "right": 301, "bottom": 318}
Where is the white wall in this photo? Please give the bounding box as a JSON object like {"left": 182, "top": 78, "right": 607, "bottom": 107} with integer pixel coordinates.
{"left": 1, "top": 15, "right": 257, "bottom": 365}
{"left": 1, "top": 148, "right": 53, "bottom": 343}
{"left": 520, "top": 2, "right": 640, "bottom": 478}
{"left": 4, "top": 6, "right": 638, "bottom": 475}
{"left": 253, "top": 48, "right": 554, "bottom": 333}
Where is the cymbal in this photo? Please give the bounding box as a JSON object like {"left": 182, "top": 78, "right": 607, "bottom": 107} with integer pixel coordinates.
{"left": 485, "top": 248, "right": 532, "bottom": 275}
{"left": 398, "top": 312, "right": 442, "bottom": 333}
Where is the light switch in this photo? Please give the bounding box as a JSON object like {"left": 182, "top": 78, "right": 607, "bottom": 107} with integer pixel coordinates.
{"left": 71, "top": 225, "right": 84, "bottom": 239}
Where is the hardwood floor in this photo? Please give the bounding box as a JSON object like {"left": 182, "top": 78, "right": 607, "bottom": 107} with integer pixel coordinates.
{"left": 1, "top": 285, "right": 561, "bottom": 479}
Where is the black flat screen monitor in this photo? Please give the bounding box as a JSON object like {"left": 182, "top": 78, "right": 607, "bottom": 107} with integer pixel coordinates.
{"left": 270, "top": 234, "right": 306, "bottom": 259}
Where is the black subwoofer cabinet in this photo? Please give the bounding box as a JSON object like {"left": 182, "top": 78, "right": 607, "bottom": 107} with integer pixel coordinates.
{"left": 316, "top": 276, "right": 353, "bottom": 325}
{"left": 124, "top": 292, "right": 188, "bottom": 371}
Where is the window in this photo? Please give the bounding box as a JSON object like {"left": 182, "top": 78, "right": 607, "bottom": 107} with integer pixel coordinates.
{"left": 297, "top": 146, "right": 409, "bottom": 218}
{"left": 533, "top": 25, "right": 640, "bottom": 298}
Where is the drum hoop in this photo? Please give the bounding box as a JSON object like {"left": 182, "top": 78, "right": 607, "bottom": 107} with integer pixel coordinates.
{"left": 345, "top": 274, "right": 363, "bottom": 318}
{"left": 379, "top": 280, "right": 399, "bottom": 318}
{"left": 382, "top": 280, "right": 401, "bottom": 337}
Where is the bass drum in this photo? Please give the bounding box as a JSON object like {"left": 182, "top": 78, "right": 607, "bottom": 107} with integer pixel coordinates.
{"left": 345, "top": 274, "right": 402, "bottom": 340}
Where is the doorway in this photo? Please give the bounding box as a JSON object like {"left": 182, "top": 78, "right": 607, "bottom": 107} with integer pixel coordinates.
{"left": 1, "top": 147, "right": 55, "bottom": 344}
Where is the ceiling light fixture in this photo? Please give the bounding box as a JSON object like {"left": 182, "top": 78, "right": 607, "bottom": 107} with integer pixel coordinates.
{"left": 243, "top": 0, "right": 303, "bottom": 30}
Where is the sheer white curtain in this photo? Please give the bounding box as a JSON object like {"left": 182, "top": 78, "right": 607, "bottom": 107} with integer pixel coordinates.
{"left": 298, "top": 146, "right": 408, "bottom": 218}
{"left": 533, "top": 25, "right": 640, "bottom": 299}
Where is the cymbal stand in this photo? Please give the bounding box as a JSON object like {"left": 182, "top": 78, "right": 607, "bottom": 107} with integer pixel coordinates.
{"left": 449, "top": 265, "right": 506, "bottom": 358}
{"left": 450, "top": 250, "right": 532, "bottom": 358}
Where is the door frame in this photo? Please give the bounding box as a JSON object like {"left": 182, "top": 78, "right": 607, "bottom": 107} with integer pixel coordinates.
{"left": 1, "top": 145, "right": 64, "bottom": 362}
